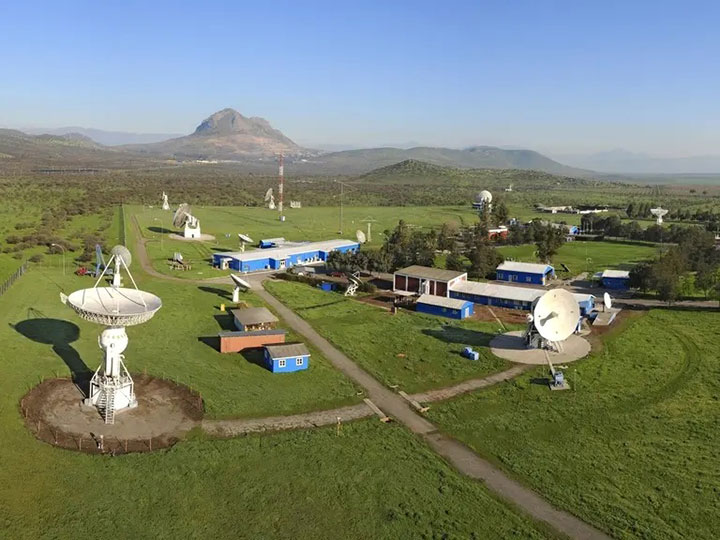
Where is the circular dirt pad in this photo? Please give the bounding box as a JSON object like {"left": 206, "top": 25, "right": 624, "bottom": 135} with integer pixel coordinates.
{"left": 168, "top": 233, "right": 216, "bottom": 242}
{"left": 21, "top": 375, "right": 203, "bottom": 454}
{"left": 490, "top": 330, "right": 591, "bottom": 365}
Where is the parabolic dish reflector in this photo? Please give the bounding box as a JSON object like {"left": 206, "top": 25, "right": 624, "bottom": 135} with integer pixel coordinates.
{"left": 111, "top": 245, "right": 132, "bottom": 267}
{"left": 476, "top": 190, "right": 492, "bottom": 203}
{"left": 603, "top": 292, "right": 612, "bottom": 309}
{"left": 65, "top": 287, "right": 162, "bottom": 326}
{"left": 650, "top": 207, "right": 668, "bottom": 217}
{"left": 230, "top": 274, "right": 251, "bottom": 290}
{"left": 356, "top": 230, "right": 366, "bottom": 244}
{"left": 533, "top": 289, "right": 579, "bottom": 342}
{"left": 172, "top": 203, "right": 191, "bottom": 228}
{"left": 238, "top": 233, "right": 253, "bottom": 244}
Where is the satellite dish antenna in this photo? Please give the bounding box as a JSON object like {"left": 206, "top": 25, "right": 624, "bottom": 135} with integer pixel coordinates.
{"left": 650, "top": 207, "right": 668, "bottom": 225}
{"left": 264, "top": 188, "right": 276, "bottom": 210}
{"left": 356, "top": 230, "right": 366, "bottom": 244}
{"left": 110, "top": 245, "right": 132, "bottom": 288}
{"left": 61, "top": 250, "right": 162, "bottom": 424}
{"left": 161, "top": 191, "right": 170, "bottom": 210}
{"left": 603, "top": 292, "right": 612, "bottom": 311}
{"left": 172, "top": 203, "right": 202, "bottom": 239}
{"left": 238, "top": 233, "right": 253, "bottom": 253}
{"left": 533, "top": 289, "right": 579, "bottom": 344}
{"left": 230, "top": 274, "right": 251, "bottom": 302}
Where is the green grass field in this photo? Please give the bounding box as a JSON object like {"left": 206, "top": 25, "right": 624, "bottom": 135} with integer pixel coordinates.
{"left": 264, "top": 280, "right": 515, "bottom": 393}
{"left": 428, "top": 310, "right": 720, "bottom": 539}
{"left": 498, "top": 240, "right": 659, "bottom": 277}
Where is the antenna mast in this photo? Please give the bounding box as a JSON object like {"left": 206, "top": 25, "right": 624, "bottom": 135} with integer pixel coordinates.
{"left": 278, "top": 154, "right": 285, "bottom": 222}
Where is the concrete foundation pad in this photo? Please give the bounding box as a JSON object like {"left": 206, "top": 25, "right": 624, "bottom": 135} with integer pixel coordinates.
{"left": 168, "top": 233, "right": 216, "bottom": 242}
{"left": 489, "top": 330, "right": 591, "bottom": 365}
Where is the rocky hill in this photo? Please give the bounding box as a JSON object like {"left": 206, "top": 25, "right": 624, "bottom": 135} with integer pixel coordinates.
{"left": 123, "top": 108, "right": 305, "bottom": 160}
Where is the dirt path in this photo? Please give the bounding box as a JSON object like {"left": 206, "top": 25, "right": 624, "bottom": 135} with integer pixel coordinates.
{"left": 255, "top": 285, "right": 609, "bottom": 540}
{"left": 410, "top": 364, "right": 533, "bottom": 403}
{"left": 202, "top": 403, "right": 373, "bottom": 437}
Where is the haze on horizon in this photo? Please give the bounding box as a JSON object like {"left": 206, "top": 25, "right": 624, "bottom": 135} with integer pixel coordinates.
{"left": 1, "top": 1, "right": 718, "bottom": 158}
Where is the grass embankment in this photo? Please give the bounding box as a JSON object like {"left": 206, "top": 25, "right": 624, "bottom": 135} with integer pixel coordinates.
{"left": 429, "top": 310, "right": 720, "bottom": 539}
{"left": 264, "top": 280, "right": 516, "bottom": 393}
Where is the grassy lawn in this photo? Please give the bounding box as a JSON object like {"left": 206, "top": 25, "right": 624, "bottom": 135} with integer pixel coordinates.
{"left": 0, "top": 419, "right": 556, "bottom": 539}
{"left": 498, "top": 240, "right": 658, "bottom": 277}
{"left": 264, "top": 279, "right": 516, "bottom": 393}
{"left": 129, "top": 204, "right": 484, "bottom": 279}
{"left": 2, "top": 267, "right": 361, "bottom": 419}
{"left": 428, "top": 310, "right": 720, "bottom": 539}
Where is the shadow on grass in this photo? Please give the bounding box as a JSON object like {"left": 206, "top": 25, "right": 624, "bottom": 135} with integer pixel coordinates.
{"left": 197, "top": 336, "right": 220, "bottom": 351}
{"left": 422, "top": 325, "right": 494, "bottom": 347}
{"left": 148, "top": 226, "right": 173, "bottom": 234}
{"left": 198, "top": 285, "right": 232, "bottom": 300}
{"left": 214, "top": 314, "right": 235, "bottom": 331}
{"left": 12, "top": 316, "right": 92, "bottom": 395}
{"left": 240, "top": 347, "right": 271, "bottom": 371}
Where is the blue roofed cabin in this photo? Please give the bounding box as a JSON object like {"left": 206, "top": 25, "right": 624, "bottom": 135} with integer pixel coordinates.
{"left": 496, "top": 261, "right": 555, "bottom": 285}
{"left": 264, "top": 343, "right": 310, "bottom": 373}
{"left": 416, "top": 294, "right": 474, "bottom": 319}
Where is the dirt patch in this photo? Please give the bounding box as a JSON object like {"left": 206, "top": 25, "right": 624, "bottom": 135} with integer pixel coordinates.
{"left": 355, "top": 293, "right": 395, "bottom": 311}
{"left": 20, "top": 375, "right": 204, "bottom": 454}
{"left": 471, "top": 306, "right": 528, "bottom": 325}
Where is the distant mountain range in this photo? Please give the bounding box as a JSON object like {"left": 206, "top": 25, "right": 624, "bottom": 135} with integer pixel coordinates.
{"left": 22, "top": 127, "right": 184, "bottom": 146}
{"left": 293, "top": 145, "right": 591, "bottom": 176}
{"left": 554, "top": 149, "right": 720, "bottom": 174}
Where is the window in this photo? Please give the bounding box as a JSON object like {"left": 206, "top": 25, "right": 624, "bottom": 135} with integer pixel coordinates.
{"left": 296, "top": 357, "right": 303, "bottom": 366}
{"left": 278, "top": 359, "right": 286, "bottom": 368}
{"left": 526, "top": 277, "right": 532, "bottom": 282}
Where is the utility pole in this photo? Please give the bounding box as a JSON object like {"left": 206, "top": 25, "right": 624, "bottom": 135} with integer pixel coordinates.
{"left": 278, "top": 154, "right": 285, "bottom": 222}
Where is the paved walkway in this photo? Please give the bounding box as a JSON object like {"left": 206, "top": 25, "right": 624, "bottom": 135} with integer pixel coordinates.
{"left": 255, "top": 285, "right": 610, "bottom": 540}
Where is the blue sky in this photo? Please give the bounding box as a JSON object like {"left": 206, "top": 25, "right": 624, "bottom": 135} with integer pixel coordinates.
{"left": 1, "top": 1, "right": 718, "bottom": 155}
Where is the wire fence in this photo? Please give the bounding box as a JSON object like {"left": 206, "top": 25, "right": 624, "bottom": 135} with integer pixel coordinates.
{"left": 0, "top": 261, "right": 28, "bottom": 298}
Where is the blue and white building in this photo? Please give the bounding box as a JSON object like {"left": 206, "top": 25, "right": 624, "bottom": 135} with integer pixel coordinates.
{"left": 416, "top": 294, "right": 474, "bottom": 320}
{"left": 213, "top": 239, "right": 360, "bottom": 273}
{"left": 449, "top": 281, "right": 594, "bottom": 315}
{"left": 264, "top": 343, "right": 310, "bottom": 373}
{"left": 496, "top": 261, "right": 555, "bottom": 285}
{"left": 600, "top": 269, "right": 630, "bottom": 290}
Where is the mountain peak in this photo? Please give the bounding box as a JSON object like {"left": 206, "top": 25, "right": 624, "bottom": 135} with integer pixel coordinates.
{"left": 193, "top": 108, "right": 274, "bottom": 137}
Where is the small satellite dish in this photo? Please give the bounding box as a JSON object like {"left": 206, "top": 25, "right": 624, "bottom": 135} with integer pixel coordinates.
{"left": 172, "top": 203, "right": 191, "bottom": 228}
{"left": 264, "top": 188, "right": 274, "bottom": 202}
{"left": 603, "top": 292, "right": 612, "bottom": 310}
{"left": 111, "top": 245, "right": 132, "bottom": 268}
{"left": 533, "top": 289, "right": 579, "bottom": 342}
{"left": 230, "top": 274, "right": 251, "bottom": 291}
{"left": 238, "top": 233, "right": 253, "bottom": 244}
{"left": 356, "top": 230, "right": 366, "bottom": 244}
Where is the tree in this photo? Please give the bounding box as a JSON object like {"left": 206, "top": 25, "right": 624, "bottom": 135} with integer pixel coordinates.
{"left": 629, "top": 261, "right": 653, "bottom": 292}
{"left": 445, "top": 242, "right": 465, "bottom": 271}
{"left": 436, "top": 222, "right": 457, "bottom": 252}
{"left": 695, "top": 259, "right": 718, "bottom": 299}
{"left": 491, "top": 200, "right": 509, "bottom": 227}
{"left": 651, "top": 247, "right": 686, "bottom": 304}
{"left": 534, "top": 225, "right": 564, "bottom": 262}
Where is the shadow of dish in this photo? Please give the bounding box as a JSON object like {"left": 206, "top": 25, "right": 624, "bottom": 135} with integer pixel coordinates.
{"left": 198, "top": 286, "right": 232, "bottom": 300}
{"left": 147, "top": 226, "right": 174, "bottom": 234}
{"left": 12, "top": 318, "right": 92, "bottom": 396}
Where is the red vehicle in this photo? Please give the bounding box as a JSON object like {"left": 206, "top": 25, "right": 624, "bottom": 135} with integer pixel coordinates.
{"left": 329, "top": 271, "right": 344, "bottom": 278}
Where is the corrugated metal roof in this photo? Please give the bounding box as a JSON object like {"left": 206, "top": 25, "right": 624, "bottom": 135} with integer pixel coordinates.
{"left": 218, "top": 329, "right": 287, "bottom": 338}
{"left": 265, "top": 343, "right": 310, "bottom": 358}
{"left": 231, "top": 307, "right": 279, "bottom": 326}
{"left": 497, "top": 261, "right": 554, "bottom": 274}
{"left": 217, "top": 239, "right": 359, "bottom": 262}
{"left": 395, "top": 265, "right": 467, "bottom": 282}
{"left": 601, "top": 269, "right": 630, "bottom": 279}
{"left": 452, "top": 281, "right": 544, "bottom": 303}
{"left": 417, "top": 294, "right": 470, "bottom": 310}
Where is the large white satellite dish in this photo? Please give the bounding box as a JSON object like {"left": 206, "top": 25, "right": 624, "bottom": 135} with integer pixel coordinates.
{"left": 238, "top": 233, "right": 253, "bottom": 244}
{"left": 230, "top": 274, "right": 251, "bottom": 302}
{"left": 172, "top": 203, "right": 202, "bottom": 239}
{"left": 603, "top": 292, "right": 612, "bottom": 310}
{"left": 650, "top": 207, "right": 668, "bottom": 225}
{"left": 110, "top": 245, "right": 132, "bottom": 288}
{"left": 533, "top": 289, "right": 579, "bottom": 343}
{"left": 172, "top": 203, "right": 191, "bottom": 228}
{"left": 356, "top": 230, "right": 366, "bottom": 244}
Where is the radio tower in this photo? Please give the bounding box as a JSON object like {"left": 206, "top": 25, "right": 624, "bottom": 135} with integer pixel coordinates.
{"left": 278, "top": 154, "right": 285, "bottom": 222}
